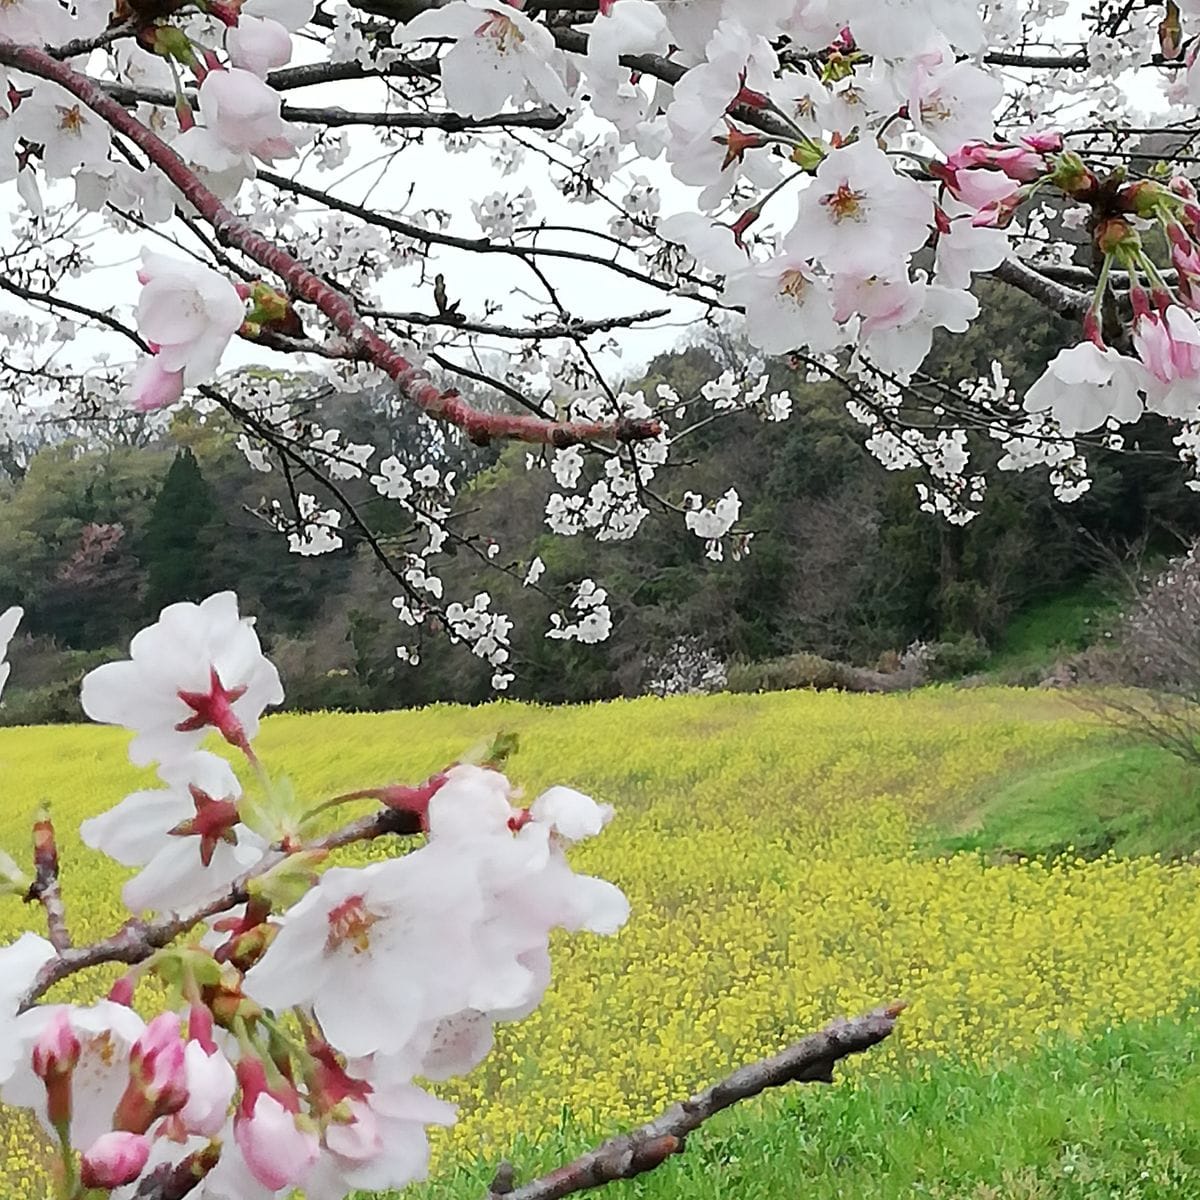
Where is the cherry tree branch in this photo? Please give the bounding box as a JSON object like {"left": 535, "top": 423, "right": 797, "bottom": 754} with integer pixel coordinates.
{"left": 365, "top": 305, "right": 672, "bottom": 340}
{"left": 0, "top": 42, "right": 661, "bottom": 449}
{"left": 100, "top": 76, "right": 566, "bottom": 130}
{"left": 45, "top": 18, "right": 137, "bottom": 59}
{"left": 490, "top": 1003, "right": 904, "bottom": 1200}
{"left": 17, "top": 803, "right": 425, "bottom": 1011}
{"left": 991, "top": 258, "right": 1090, "bottom": 320}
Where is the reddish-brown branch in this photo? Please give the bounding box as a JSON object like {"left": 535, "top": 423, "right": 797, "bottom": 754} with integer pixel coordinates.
{"left": 0, "top": 42, "right": 660, "bottom": 448}
{"left": 493, "top": 1003, "right": 904, "bottom": 1200}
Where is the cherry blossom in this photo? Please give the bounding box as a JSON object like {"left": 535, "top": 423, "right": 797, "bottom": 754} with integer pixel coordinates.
{"left": 787, "top": 142, "right": 933, "bottom": 279}
{"left": 723, "top": 259, "right": 843, "bottom": 355}
{"left": 585, "top": 0, "right": 668, "bottom": 66}
{"left": 133, "top": 252, "right": 246, "bottom": 388}
{"left": 1134, "top": 303, "right": 1200, "bottom": 420}
{"left": 15, "top": 82, "right": 111, "bottom": 178}
{"left": 396, "top": 0, "right": 571, "bottom": 119}
{"left": 1024, "top": 344, "right": 1148, "bottom": 434}
{"left": 79, "top": 592, "right": 283, "bottom": 766}
{"left": 82, "top": 751, "right": 267, "bottom": 915}
{"left": 242, "top": 851, "right": 488, "bottom": 1058}
{"left": 904, "top": 45, "right": 1003, "bottom": 155}
{"left": 197, "top": 68, "right": 305, "bottom": 162}
{"left": 4, "top": 1001, "right": 146, "bottom": 1150}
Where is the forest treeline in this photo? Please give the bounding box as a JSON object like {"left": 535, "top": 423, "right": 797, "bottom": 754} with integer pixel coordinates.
{"left": 2, "top": 282, "right": 1197, "bottom": 720}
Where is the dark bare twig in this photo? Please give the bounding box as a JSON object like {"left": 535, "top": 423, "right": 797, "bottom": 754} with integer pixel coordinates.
{"left": 491, "top": 1003, "right": 904, "bottom": 1200}
{"left": 366, "top": 306, "right": 671, "bottom": 340}
{"left": 256, "top": 169, "right": 711, "bottom": 302}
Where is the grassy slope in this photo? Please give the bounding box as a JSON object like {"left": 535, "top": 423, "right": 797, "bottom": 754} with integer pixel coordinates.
{"left": 986, "top": 585, "right": 1118, "bottom": 681}
{"left": 924, "top": 742, "right": 1200, "bottom": 862}
{"left": 417, "top": 1015, "right": 1200, "bottom": 1200}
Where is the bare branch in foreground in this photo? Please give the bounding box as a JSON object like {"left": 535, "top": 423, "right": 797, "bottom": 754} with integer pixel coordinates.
{"left": 991, "top": 258, "right": 1090, "bottom": 321}
{"left": 492, "top": 1002, "right": 904, "bottom": 1200}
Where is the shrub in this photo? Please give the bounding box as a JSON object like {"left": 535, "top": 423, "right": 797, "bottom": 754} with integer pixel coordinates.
{"left": 925, "top": 635, "right": 990, "bottom": 681}
{"left": 0, "top": 679, "right": 86, "bottom": 726}
{"left": 726, "top": 652, "right": 859, "bottom": 694}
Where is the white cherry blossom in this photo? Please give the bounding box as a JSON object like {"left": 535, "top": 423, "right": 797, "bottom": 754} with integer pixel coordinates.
{"left": 3, "top": 1002, "right": 146, "bottom": 1150}
{"left": 16, "top": 83, "right": 111, "bottom": 178}
{"left": 80, "top": 751, "right": 267, "bottom": 915}
{"left": 397, "top": 0, "right": 571, "bottom": 119}
{"left": 133, "top": 252, "right": 246, "bottom": 387}
{"left": 79, "top": 591, "right": 283, "bottom": 766}
{"left": 198, "top": 68, "right": 305, "bottom": 162}
{"left": 723, "top": 259, "right": 844, "bottom": 354}
{"left": 787, "top": 141, "right": 933, "bottom": 278}
{"left": 1024, "top": 343, "right": 1148, "bottom": 434}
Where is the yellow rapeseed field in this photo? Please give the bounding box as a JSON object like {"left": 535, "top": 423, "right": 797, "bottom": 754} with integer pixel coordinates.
{"left": 1, "top": 687, "right": 1199, "bottom": 1192}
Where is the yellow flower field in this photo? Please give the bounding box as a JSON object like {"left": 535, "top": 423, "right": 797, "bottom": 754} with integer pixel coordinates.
{"left": 1, "top": 687, "right": 1199, "bottom": 1192}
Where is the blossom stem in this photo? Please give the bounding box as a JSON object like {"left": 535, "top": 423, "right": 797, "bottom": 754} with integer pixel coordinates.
{"left": 298, "top": 789, "right": 383, "bottom": 824}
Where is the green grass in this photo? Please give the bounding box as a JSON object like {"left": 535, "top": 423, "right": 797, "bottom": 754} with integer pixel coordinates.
{"left": 987, "top": 585, "right": 1119, "bottom": 681}
{"left": 412, "top": 1013, "right": 1200, "bottom": 1200}
{"left": 924, "top": 741, "right": 1200, "bottom": 862}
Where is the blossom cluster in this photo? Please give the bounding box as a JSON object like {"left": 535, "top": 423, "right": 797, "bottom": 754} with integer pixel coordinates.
{"left": 0, "top": 593, "right": 626, "bottom": 1197}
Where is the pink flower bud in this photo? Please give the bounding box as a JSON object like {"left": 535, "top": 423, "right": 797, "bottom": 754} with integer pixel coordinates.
{"left": 234, "top": 1060, "right": 320, "bottom": 1191}
{"left": 80, "top": 1131, "right": 150, "bottom": 1189}
{"left": 126, "top": 356, "right": 185, "bottom": 413}
{"left": 106, "top": 975, "right": 136, "bottom": 1007}
{"left": 114, "top": 1013, "right": 188, "bottom": 1134}
{"left": 177, "top": 1040, "right": 236, "bottom": 1138}
{"left": 32, "top": 1009, "right": 81, "bottom": 1130}
{"left": 32, "top": 1009, "right": 80, "bottom": 1081}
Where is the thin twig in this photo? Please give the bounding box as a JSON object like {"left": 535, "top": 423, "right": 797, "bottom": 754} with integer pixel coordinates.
{"left": 24, "top": 807, "right": 70, "bottom": 953}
